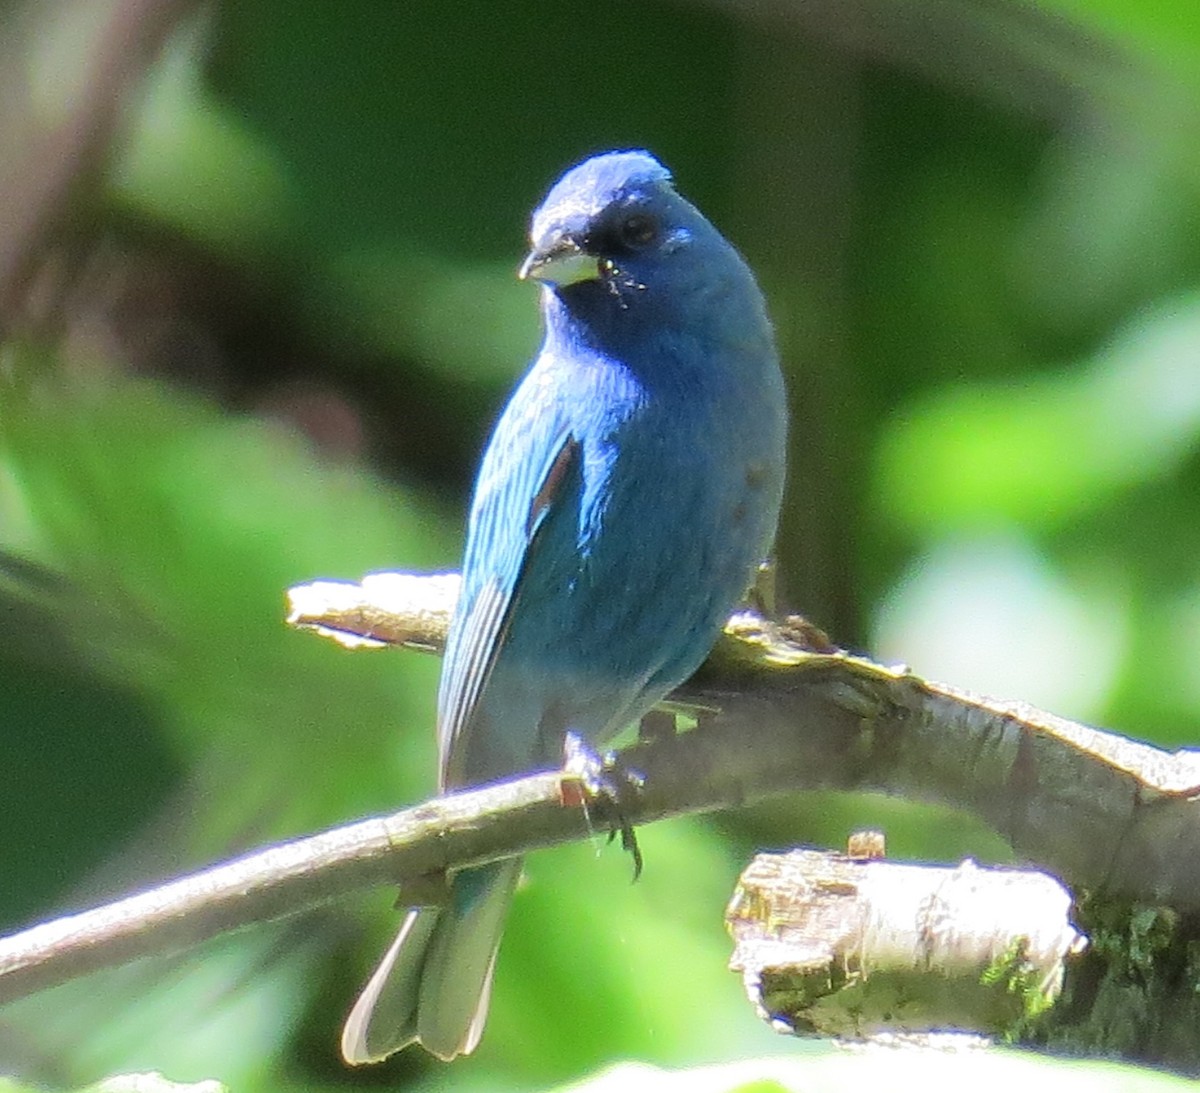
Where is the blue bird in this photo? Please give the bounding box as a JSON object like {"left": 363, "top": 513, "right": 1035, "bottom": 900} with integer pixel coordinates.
{"left": 341, "top": 150, "right": 787, "bottom": 1063}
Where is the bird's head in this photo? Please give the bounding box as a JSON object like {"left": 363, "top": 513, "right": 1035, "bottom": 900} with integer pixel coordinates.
{"left": 519, "top": 150, "right": 748, "bottom": 334}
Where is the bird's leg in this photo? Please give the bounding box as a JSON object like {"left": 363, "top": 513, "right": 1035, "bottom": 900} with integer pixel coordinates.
{"left": 561, "top": 730, "right": 646, "bottom": 880}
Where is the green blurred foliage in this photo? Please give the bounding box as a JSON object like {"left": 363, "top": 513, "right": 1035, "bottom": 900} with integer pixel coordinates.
{"left": 1, "top": 0, "right": 1199, "bottom": 1090}
{"left": 545, "top": 1052, "right": 1200, "bottom": 1093}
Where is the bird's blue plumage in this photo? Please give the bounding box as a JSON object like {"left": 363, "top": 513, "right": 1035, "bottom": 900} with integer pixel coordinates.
{"left": 342, "top": 150, "right": 787, "bottom": 1064}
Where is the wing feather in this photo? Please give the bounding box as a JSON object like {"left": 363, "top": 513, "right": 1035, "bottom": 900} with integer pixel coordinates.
{"left": 436, "top": 426, "right": 579, "bottom": 785}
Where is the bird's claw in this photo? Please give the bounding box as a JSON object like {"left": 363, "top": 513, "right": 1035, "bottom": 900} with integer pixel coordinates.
{"left": 562, "top": 731, "right": 645, "bottom": 881}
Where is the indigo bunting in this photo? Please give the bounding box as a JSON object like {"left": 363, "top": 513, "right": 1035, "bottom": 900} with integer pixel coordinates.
{"left": 341, "top": 150, "right": 787, "bottom": 1063}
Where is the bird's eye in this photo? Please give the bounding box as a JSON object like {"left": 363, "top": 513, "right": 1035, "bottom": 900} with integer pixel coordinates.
{"left": 618, "top": 213, "right": 658, "bottom": 249}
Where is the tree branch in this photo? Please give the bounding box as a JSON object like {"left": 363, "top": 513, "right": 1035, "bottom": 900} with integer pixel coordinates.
{"left": 3, "top": 570, "right": 1199, "bottom": 1009}
{"left": 287, "top": 572, "right": 1200, "bottom": 906}
{"left": 726, "top": 848, "right": 1086, "bottom": 1037}
{"left": 0, "top": 771, "right": 587, "bottom": 1005}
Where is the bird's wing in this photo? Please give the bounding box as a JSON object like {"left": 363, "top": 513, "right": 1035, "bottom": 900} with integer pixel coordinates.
{"left": 436, "top": 401, "right": 580, "bottom": 787}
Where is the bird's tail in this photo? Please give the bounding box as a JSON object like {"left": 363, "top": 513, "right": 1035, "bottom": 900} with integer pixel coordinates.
{"left": 340, "top": 858, "right": 522, "bottom": 1063}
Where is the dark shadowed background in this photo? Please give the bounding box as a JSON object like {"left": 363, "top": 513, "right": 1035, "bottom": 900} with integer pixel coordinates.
{"left": 0, "top": 1, "right": 1197, "bottom": 1090}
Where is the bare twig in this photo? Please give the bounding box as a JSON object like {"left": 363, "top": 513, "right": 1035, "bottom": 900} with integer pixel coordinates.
{"left": 0, "top": 771, "right": 581, "bottom": 1005}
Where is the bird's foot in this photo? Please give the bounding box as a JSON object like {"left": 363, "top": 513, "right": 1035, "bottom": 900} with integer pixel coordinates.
{"left": 561, "top": 731, "right": 645, "bottom": 881}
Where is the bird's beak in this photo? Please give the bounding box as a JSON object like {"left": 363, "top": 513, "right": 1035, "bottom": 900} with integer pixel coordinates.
{"left": 518, "top": 236, "right": 599, "bottom": 286}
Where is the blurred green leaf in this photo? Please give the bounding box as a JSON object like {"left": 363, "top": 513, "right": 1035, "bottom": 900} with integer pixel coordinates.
{"left": 546, "top": 1049, "right": 1198, "bottom": 1093}
{"left": 873, "top": 294, "right": 1200, "bottom": 535}
{"left": 1037, "top": 0, "right": 1200, "bottom": 68}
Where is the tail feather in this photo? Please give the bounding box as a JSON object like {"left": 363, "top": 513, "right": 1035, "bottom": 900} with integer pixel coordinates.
{"left": 341, "top": 859, "right": 521, "bottom": 1064}
{"left": 417, "top": 859, "right": 521, "bottom": 1059}
{"left": 341, "top": 908, "right": 436, "bottom": 1063}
